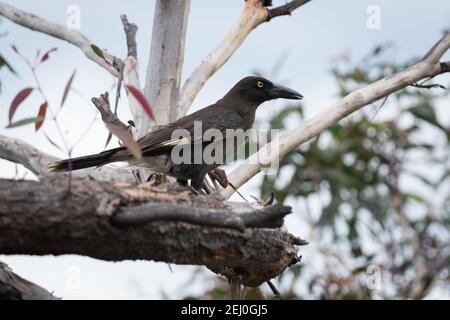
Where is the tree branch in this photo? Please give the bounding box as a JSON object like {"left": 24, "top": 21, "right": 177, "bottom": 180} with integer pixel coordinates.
{"left": 113, "top": 202, "right": 294, "bottom": 232}
{"left": 0, "top": 2, "right": 121, "bottom": 76}
{"left": 120, "top": 15, "right": 137, "bottom": 59}
{"left": 0, "top": 134, "right": 57, "bottom": 176}
{"left": 0, "top": 261, "right": 59, "bottom": 300}
{"left": 221, "top": 31, "right": 450, "bottom": 198}
{"left": 143, "top": 0, "right": 191, "bottom": 127}
{"left": 178, "top": 0, "right": 310, "bottom": 117}
{"left": 267, "top": 0, "right": 311, "bottom": 20}
{"left": 0, "top": 134, "right": 135, "bottom": 182}
{"left": 0, "top": 177, "right": 305, "bottom": 287}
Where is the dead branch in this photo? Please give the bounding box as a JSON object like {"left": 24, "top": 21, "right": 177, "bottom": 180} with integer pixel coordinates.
{"left": 0, "top": 177, "right": 305, "bottom": 287}
{"left": 0, "top": 261, "right": 59, "bottom": 300}
{"left": 120, "top": 15, "right": 138, "bottom": 59}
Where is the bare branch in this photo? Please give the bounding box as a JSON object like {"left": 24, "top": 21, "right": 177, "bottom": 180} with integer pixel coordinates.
{"left": 0, "top": 261, "right": 59, "bottom": 300}
{"left": 0, "top": 134, "right": 57, "bottom": 176}
{"left": 268, "top": 0, "right": 311, "bottom": 20}
{"left": 0, "top": 177, "right": 305, "bottom": 287}
{"left": 0, "top": 2, "right": 121, "bottom": 76}
{"left": 0, "top": 134, "right": 135, "bottom": 182}
{"left": 144, "top": 0, "right": 191, "bottom": 126}
{"left": 120, "top": 15, "right": 138, "bottom": 59}
{"left": 91, "top": 92, "right": 129, "bottom": 130}
{"left": 178, "top": 0, "right": 310, "bottom": 117}
{"left": 222, "top": 32, "right": 450, "bottom": 199}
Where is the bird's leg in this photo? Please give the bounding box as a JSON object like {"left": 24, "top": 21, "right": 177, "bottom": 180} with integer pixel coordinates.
{"left": 208, "top": 168, "right": 228, "bottom": 189}
{"left": 191, "top": 175, "right": 206, "bottom": 195}
{"left": 202, "top": 179, "right": 213, "bottom": 195}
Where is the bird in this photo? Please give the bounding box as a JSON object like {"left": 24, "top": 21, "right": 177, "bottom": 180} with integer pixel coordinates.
{"left": 47, "top": 76, "right": 303, "bottom": 192}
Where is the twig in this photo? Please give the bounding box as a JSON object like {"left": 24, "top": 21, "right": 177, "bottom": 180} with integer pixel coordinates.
{"left": 267, "top": 0, "right": 311, "bottom": 20}
{"left": 267, "top": 280, "right": 282, "bottom": 299}
{"left": 91, "top": 92, "right": 129, "bottom": 130}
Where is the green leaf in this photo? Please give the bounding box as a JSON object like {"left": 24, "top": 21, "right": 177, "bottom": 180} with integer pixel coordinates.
{"left": 6, "top": 116, "right": 44, "bottom": 128}
{"left": 404, "top": 192, "right": 428, "bottom": 205}
{"left": 60, "top": 70, "right": 76, "bottom": 108}
{"left": 0, "top": 54, "right": 17, "bottom": 74}
{"left": 90, "top": 44, "right": 105, "bottom": 60}
{"left": 409, "top": 101, "right": 447, "bottom": 134}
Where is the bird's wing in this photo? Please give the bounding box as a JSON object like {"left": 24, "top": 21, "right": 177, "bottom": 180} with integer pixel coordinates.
{"left": 135, "top": 105, "right": 244, "bottom": 157}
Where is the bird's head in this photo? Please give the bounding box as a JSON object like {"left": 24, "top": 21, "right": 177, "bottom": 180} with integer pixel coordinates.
{"left": 225, "top": 76, "right": 303, "bottom": 105}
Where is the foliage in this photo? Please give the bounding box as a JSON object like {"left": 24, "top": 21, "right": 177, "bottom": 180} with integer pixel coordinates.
{"left": 258, "top": 44, "right": 450, "bottom": 299}
{"left": 187, "top": 44, "right": 450, "bottom": 300}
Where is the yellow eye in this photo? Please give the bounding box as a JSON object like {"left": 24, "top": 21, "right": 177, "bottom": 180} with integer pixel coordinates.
{"left": 257, "top": 81, "right": 264, "bottom": 88}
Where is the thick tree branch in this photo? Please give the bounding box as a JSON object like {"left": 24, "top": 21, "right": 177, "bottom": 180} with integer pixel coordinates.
{"left": 0, "top": 261, "right": 59, "bottom": 300}
{"left": 0, "top": 177, "right": 305, "bottom": 287}
{"left": 0, "top": 2, "right": 121, "bottom": 76}
{"left": 0, "top": 134, "right": 57, "bottom": 176}
{"left": 144, "top": 0, "right": 191, "bottom": 127}
{"left": 0, "top": 134, "right": 134, "bottom": 182}
{"left": 178, "top": 0, "right": 310, "bottom": 117}
{"left": 222, "top": 32, "right": 450, "bottom": 198}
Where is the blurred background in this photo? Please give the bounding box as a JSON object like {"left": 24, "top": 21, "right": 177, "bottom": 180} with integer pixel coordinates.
{"left": 1, "top": 0, "right": 450, "bottom": 299}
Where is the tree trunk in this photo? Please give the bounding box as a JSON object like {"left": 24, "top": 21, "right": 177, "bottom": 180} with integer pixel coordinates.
{"left": 143, "top": 0, "right": 191, "bottom": 129}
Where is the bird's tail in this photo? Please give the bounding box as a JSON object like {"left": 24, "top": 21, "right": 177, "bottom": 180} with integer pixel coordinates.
{"left": 46, "top": 147, "right": 124, "bottom": 173}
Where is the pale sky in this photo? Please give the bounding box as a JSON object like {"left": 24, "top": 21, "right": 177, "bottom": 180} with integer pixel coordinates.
{"left": 1, "top": 0, "right": 450, "bottom": 299}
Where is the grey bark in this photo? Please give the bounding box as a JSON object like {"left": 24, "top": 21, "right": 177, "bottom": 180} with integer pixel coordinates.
{"left": 0, "top": 177, "right": 305, "bottom": 287}
{"left": 0, "top": 261, "right": 59, "bottom": 300}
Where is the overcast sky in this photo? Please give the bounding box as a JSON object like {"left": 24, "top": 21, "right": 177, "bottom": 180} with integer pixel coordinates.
{"left": 1, "top": 0, "right": 450, "bottom": 299}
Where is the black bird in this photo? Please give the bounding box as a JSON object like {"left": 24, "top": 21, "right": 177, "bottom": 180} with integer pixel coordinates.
{"left": 47, "top": 76, "right": 302, "bottom": 191}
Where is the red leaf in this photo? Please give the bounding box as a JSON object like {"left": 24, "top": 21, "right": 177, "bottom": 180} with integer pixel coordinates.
{"left": 35, "top": 101, "right": 48, "bottom": 131}
{"left": 105, "top": 123, "right": 142, "bottom": 160}
{"left": 60, "top": 69, "right": 76, "bottom": 108}
{"left": 40, "top": 47, "right": 58, "bottom": 63}
{"left": 125, "top": 85, "right": 154, "bottom": 120}
{"left": 9, "top": 87, "right": 34, "bottom": 123}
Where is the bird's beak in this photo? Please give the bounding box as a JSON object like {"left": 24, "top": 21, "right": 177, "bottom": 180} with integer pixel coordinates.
{"left": 268, "top": 84, "right": 303, "bottom": 100}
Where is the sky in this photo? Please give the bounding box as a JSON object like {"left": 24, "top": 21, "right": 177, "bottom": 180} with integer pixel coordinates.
{"left": 1, "top": 0, "right": 450, "bottom": 299}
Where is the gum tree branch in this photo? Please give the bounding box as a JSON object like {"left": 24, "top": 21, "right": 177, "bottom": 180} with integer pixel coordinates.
{"left": 0, "top": 134, "right": 57, "bottom": 176}
{"left": 0, "top": 261, "right": 59, "bottom": 300}
{"left": 0, "top": 2, "right": 121, "bottom": 76}
{"left": 143, "top": 0, "right": 191, "bottom": 127}
{"left": 222, "top": 32, "right": 450, "bottom": 198}
{"left": 0, "top": 177, "right": 305, "bottom": 287}
{"left": 0, "top": 134, "right": 134, "bottom": 182}
{"left": 178, "top": 0, "right": 311, "bottom": 117}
